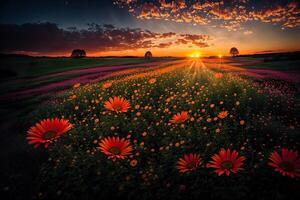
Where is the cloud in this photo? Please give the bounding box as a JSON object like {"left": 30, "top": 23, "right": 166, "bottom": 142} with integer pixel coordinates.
{"left": 243, "top": 30, "right": 253, "bottom": 35}
{"left": 159, "top": 32, "right": 176, "bottom": 38}
{"left": 178, "top": 34, "right": 210, "bottom": 47}
{"left": 155, "top": 42, "right": 173, "bottom": 48}
{"left": 113, "top": 0, "right": 300, "bottom": 31}
{"left": 0, "top": 23, "right": 211, "bottom": 54}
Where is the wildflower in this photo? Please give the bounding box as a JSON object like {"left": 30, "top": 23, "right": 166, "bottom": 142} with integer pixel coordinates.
{"left": 102, "top": 82, "right": 112, "bottom": 89}
{"left": 104, "top": 96, "right": 130, "bottom": 113}
{"left": 218, "top": 111, "right": 229, "bottom": 119}
{"left": 177, "top": 153, "right": 202, "bottom": 173}
{"left": 98, "top": 136, "right": 133, "bottom": 161}
{"left": 207, "top": 148, "right": 246, "bottom": 176}
{"left": 149, "top": 78, "right": 156, "bottom": 84}
{"left": 268, "top": 148, "right": 300, "bottom": 178}
{"left": 130, "top": 159, "right": 138, "bottom": 167}
{"left": 170, "top": 111, "right": 189, "bottom": 124}
{"left": 27, "top": 118, "right": 72, "bottom": 148}
{"left": 214, "top": 73, "right": 223, "bottom": 78}
{"left": 73, "top": 83, "right": 81, "bottom": 88}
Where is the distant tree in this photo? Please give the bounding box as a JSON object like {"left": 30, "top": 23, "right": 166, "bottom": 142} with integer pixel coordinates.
{"left": 230, "top": 47, "right": 239, "bottom": 57}
{"left": 71, "top": 49, "right": 86, "bottom": 58}
{"left": 144, "top": 51, "right": 153, "bottom": 59}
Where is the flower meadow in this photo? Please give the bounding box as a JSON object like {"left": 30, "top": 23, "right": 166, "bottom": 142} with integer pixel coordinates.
{"left": 27, "top": 63, "right": 299, "bottom": 199}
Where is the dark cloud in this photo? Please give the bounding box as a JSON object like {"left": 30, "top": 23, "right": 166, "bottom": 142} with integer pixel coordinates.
{"left": 159, "top": 32, "right": 176, "bottom": 38}
{"left": 0, "top": 22, "right": 210, "bottom": 54}
{"left": 178, "top": 34, "right": 210, "bottom": 48}
{"left": 103, "top": 24, "right": 115, "bottom": 29}
{"left": 155, "top": 42, "right": 173, "bottom": 48}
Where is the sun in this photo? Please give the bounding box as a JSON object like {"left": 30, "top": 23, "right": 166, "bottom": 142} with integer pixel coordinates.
{"left": 189, "top": 52, "right": 201, "bottom": 58}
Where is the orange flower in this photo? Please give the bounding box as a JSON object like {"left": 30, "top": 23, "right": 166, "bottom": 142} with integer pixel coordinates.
{"left": 102, "top": 82, "right": 112, "bottom": 89}
{"left": 149, "top": 78, "right": 156, "bottom": 84}
{"left": 218, "top": 111, "right": 229, "bottom": 119}
{"left": 177, "top": 153, "right": 202, "bottom": 173}
{"left": 268, "top": 148, "right": 300, "bottom": 178}
{"left": 240, "top": 120, "right": 245, "bottom": 125}
{"left": 73, "top": 83, "right": 81, "bottom": 88}
{"left": 207, "top": 148, "right": 246, "bottom": 176}
{"left": 214, "top": 73, "right": 223, "bottom": 78}
{"left": 98, "top": 136, "right": 133, "bottom": 161}
{"left": 130, "top": 159, "right": 138, "bottom": 167}
{"left": 104, "top": 96, "right": 130, "bottom": 113}
{"left": 26, "top": 118, "right": 72, "bottom": 148}
{"left": 170, "top": 111, "right": 189, "bottom": 123}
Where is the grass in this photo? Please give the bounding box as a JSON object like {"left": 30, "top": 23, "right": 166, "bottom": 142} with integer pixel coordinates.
{"left": 0, "top": 74, "right": 79, "bottom": 95}
{"left": 0, "top": 94, "right": 51, "bottom": 200}
{"left": 0, "top": 56, "right": 178, "bottom": 96}
{"left": 240, "top": 60, "right": 300, "bottom": 71}
{"left": 0, "top": 56, "right": 175, "bottom": 79}
{"left": 22, "top": 61, "right": 299, "bottom": 199}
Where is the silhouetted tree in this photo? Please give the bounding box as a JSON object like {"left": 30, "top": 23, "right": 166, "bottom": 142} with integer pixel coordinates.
{"left": 144, "top": 51, "right": 153, "bottom": 59}
{"left": 230, "top": 47, "right": 239, "bottom": 57}
{"left": 71, "top": 49, "right": 86, "bottom": 58}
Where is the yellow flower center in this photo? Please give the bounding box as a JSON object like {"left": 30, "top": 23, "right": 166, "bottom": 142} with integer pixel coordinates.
{"left": 44, "top": 131, "right": 56, "bottom": 140}
{"left": 221, "top": 161, "right": 233, "bottom": 169}
{"left": 109, "top": 146, "right": 121, "bottom": 155}
{"left": 279, "top": 161, "right": 294, "bottom": 172}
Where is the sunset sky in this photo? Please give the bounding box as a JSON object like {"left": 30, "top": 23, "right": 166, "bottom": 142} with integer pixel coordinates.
{"left": 1, "top": 0, "right": 300, "bottom": 57}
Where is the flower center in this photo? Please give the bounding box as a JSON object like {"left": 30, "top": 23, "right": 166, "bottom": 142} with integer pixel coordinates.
{"left": 187, "top": 162, "right": 195, "bottom": 170}
{"left": 279, "top": 161, "right": 294, "bottom": 172}
{"left": 178, "top": 116, "right": 186, "bottom": 123}
{"left": 109, "top": 146, "right": 121, "bottom": 155}
{"left": 221, "top": 161, "right": 233, "bottom": 169}
{"left": 113, "top": 104, "right": 122, "bottom": 111}
{"left": 44, "top": 131, "right": 56, "bottom": 140}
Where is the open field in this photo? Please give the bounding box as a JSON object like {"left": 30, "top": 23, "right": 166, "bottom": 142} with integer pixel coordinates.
{"left": 0, "top": 56, "right": 177, "bottom": 95}
{"left": 2, "top": 0, "right": 300, "bottom": 199}
{"left": 0, "top": 56, "right": 176, "bottom": 79}
{"left": 1, "top": 57, "right": 300, "bottom": 200}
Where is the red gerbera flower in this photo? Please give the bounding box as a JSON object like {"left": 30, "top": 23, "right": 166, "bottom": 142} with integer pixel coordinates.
{"left": 26, "top": 118, "right": 72, "bottom": 148}
{"left": 176, "top": 153, "right": 202, "bottom": 173}
{"left": 98, "top": 136, "right": 133, "bottom": 161}
{"left": 207, "top": 148, "right": 246, "bottom": 176}
{"left": 104, "top": 96, "right": 130, "bottom": 113}
{"left": 268, "top": 148, "right": 300, "bottom": 178}
{"left": 170, "top": 111, "right": 189, "bottom": 124}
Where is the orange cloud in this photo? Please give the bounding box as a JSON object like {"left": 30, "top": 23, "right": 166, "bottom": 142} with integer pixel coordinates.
{"left": 113, "top": 0, "right": 300, "bottom": 30}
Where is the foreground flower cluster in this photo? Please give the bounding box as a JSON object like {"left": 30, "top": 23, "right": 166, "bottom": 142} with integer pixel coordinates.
{"left": 27, "top": 108, "right": 300, "bottom": 178}
{"left": 27, "top": 65, "right": 300, "bottom": 198}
